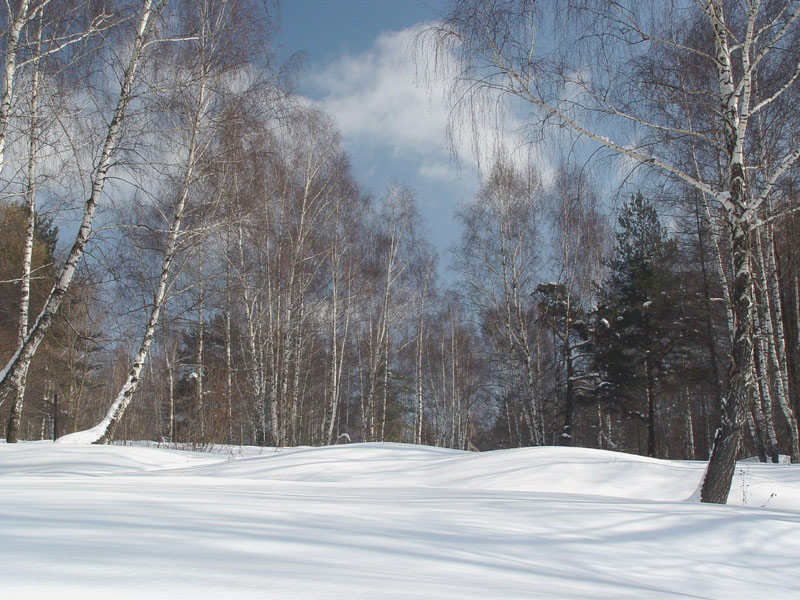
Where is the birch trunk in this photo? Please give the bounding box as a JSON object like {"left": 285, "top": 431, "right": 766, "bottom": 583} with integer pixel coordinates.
{"left": 685, "top": 389, "right": 696, "bottom": 460}
{"left": 380, "top": 315, "right": 390, "bottom": 442}
{"left": 763, "top": 221, "right": 800, "bottom": 461}
{"left": 289, "top": 299, "right": 305, "bottom": 445}
{"left": 450, "top": 320, "right": 458, "bottom": 448}
{"left": 645, "top": 354, "right": 656, "bottom": 457}
{"left": 5, "top": 21, "right": 42, "bottom": 439}
{"left": 324, "top": 257, "right": 341, "bottom": 444}
{"left": 700, "top": 4, "right": 756, "bottom": 503}
{"left": 3, "top": 0, "right": 156, "bottom": 442}
{"left": 224, "top": 233, "right": 233, "bottom": 443}
{"left": 196, "top": 257, "right": 205, "bottom": 443}
{"left": 752, "top": 301, "right": 779, "bottom": 461}
{"left": 0, "top": 0, "right": 31, "bottom": 173}
{"left": 325, "top": 256, "right": 351, "bottom": 444}
{"left": 795, "top": 274, "right": 800, "bottom": 424}
{"left": 374, "top": 215, "right": 401, "bottom": 442}
{"left": 701, "top": 208, "right": 753, "bottom": 502}
{"left": 57, "top": 61, "right": 207, "bottom": 445}
{"left": 235, "top": 213, "right": 267, "bottom": 444}
{"left": 164, "top": 337, "right": 175, "bottom": 443}
{"left": 268, "top": 269, "right": 280, "bottom": 445}
{"left": 414, "top": 262, "right": 432, "bottom": 445}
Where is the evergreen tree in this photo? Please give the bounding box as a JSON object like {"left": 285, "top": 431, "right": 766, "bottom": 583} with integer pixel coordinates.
{"left": 594, "top": 193, "right": 683, "bottom": 457}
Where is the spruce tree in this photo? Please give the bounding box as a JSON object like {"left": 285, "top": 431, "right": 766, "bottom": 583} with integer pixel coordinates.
{"left": 594, "top": 193, "right": 682, "bottom": 457}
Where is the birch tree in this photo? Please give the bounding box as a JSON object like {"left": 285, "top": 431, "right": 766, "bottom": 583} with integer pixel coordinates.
{"left": 57, "top": 0, "right": 270, "bottom": 444}
{"left": 0, "top": 1, "right": 112, "bottom": 174}
{"left": 456, "top": 158, "right": 545, "bottom": 445}
{"left": 422, "top": 0, "right": 800, "bottom": 503}
{"left": 321, "top": 164, "right": 363, "bottom": 445}
{"left": 3, "top": 0, "right": 158, "bottom": 442}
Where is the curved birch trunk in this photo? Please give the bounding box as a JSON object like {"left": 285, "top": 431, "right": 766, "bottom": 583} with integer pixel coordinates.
{"left": 57, "top": 68, "right": 207, "bottom": 445}
{"left": 3, "top": 0, "right": 156, "bottom": 442}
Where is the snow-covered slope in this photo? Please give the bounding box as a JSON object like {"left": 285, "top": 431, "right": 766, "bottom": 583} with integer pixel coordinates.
{"left": 2, "top": 442, "right": 798, "bottom": 599}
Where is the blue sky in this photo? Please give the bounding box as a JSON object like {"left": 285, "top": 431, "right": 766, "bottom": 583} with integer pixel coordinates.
{"left": 277, "top": 1, "right": 479, "bottom": 267}
{"left": 279, "top": 1, "right": 445, "bottom": 64}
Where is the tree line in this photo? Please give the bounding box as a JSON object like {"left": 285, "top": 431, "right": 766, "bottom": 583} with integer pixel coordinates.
{"left": 2, "top": 0, "right": 800, "bottom": 504}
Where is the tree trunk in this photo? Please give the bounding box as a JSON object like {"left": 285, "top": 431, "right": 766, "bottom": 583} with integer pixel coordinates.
{"left": 57, "top": 65, "right": 206, "bottom": 445}
{"left": 763, "top": 222, "right": 800, "bottom": 461}
{"left": 195, "top": 258, "right": 205, "bottom": 444}
{"left": 645, "top": 354, "right": 656, "bottom": 458}
{"left": 0, "top": 0, "right": 31, "bottom": 172}
{"left": 685, "top": 389, "right": 695, "bottom": 460}
{"left": 562, "top": 341, "right": 575, "bottom": 445}
{"left": 701, "top": 209, "right": 753, "bottom": 503}
{"left": 700, "top": 5, "right": 754, "bottom": 502}
{"left": 224, "top": 242, "right": 233, "bottom": 443}
{"left": 752, "top": 299, "right": 779, "bottom": 462}
{"left": 2, "top": 0, "right": 156, "bottom": 440}
{"left": 5, "top": 32, "right": 41, "bottom": 440}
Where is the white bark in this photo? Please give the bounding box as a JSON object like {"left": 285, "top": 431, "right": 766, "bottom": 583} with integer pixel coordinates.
{"left": 5, "top": 17, "right": 43, "bottom": 433}
{"left": 0, "top": 0, "right": 32, "bottom": 173}
{"left": 196, "top": 253, "right": 205, "bottom": 442}
{"left": 58, "top": 35, "right": 211, "bottom": 444}
{"left": 3, "top": 0, "right": 157, "bottom": 442}
{"left": 685, "top": 389, "right": 695, "bottom": 460}
{"left": 762, "top": 223, "right": 800, "bottom": 461}
{"left": 324, "top": 234, "right": 352, "bottom": 445}
{"left": 224, "top": 232, "right": 233, "bottom": 443}
{"left": 414, "top": 258, "right": 433, "bottom": 445}
{"left": 751, "top": 299, "right": 779, "bottom": 461}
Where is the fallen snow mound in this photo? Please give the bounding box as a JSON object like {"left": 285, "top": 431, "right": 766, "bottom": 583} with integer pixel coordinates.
{"left": 143, "top": 441, "right": 800, "bottom": 507}
{"left": 2, "top": 442, "right": 799, "bottom": 599}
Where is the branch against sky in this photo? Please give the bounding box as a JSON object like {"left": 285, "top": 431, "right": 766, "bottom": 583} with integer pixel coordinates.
{"left": 418, "top": 1, "right": 800, "bottom": 212}
{"left": 419, "top": 0, "right": 800, "bottom": 504}
{"left": 2, "top": 0, "right": 161, "bottom": 442}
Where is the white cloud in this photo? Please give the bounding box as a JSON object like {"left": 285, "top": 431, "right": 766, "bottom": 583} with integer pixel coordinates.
{"left": 307, "top": 26, "right": 541, "bottom": 177}
{"left": 308, "top": 26, "right": 452, "bottom": 160}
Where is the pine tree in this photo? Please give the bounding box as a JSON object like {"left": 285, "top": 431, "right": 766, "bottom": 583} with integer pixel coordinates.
{"left": 594, "top": 193, "right": 683, "bottom": 457}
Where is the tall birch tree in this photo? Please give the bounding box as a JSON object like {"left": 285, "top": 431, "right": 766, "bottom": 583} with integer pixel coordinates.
{"left": 3, "top": 0, "right": 158, "bottom": 442}
{"left": 422, "top": 0, "right": 800, "bottom": 503}
{"left": 57, "top": 0, "right": 272, "bottom": 444}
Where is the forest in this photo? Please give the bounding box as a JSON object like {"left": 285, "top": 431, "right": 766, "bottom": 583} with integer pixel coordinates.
{"left": 2, "top": 0, "right": 800, "bottom": 504}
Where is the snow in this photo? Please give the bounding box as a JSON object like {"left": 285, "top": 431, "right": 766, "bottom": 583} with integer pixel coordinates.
{"left": 2, "top": 442, "right": 799, "bottom": 599}
{"left": 54, "top": 420, "right": 113, "bottom": 445}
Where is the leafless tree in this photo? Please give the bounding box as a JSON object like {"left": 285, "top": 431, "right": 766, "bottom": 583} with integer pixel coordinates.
{"left": 456, "top": 157, "right": 545, "bottom": 445}
{"left": 421, "top": 0, "right": 800, "bottom": 503}
{"left": 3, "top": 0, "right": 159, "bottom": 442}
{"left": 57, "top": 0, "right": 276, "bottom": 444}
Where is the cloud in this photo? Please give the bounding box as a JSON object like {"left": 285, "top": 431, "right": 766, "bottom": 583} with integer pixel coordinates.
{"left": 307, "top": 25, "right": 553, "bottom": 188}
{"left": 307, "top": 26, "right": 452, "bottom": 160}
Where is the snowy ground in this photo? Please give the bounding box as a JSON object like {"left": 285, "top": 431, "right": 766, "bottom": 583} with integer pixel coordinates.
{"left": 2, "top": 442, "right": 799, "bottom": 599}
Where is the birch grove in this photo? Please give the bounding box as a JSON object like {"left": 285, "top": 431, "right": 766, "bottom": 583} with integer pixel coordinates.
{"left": 2, "top": 0, "right": 158, "bottom": 442}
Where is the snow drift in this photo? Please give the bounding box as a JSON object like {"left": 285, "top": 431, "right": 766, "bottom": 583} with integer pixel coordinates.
{"left": 1, "top": 442, "right": 798, "bottom": 599}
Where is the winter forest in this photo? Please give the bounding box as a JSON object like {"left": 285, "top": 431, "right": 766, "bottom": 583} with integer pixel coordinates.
{"left": 2, "top": 0, "right": 800, "bottom": 504}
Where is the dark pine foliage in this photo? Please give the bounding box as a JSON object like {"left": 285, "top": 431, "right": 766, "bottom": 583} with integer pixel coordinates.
{"left": 593, "top": 193, "right": 689, "bottom": 456}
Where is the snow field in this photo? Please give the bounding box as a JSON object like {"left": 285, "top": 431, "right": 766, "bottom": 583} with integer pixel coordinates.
{"left": 1, "top": 442, "right": 799, "bottom": 599}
